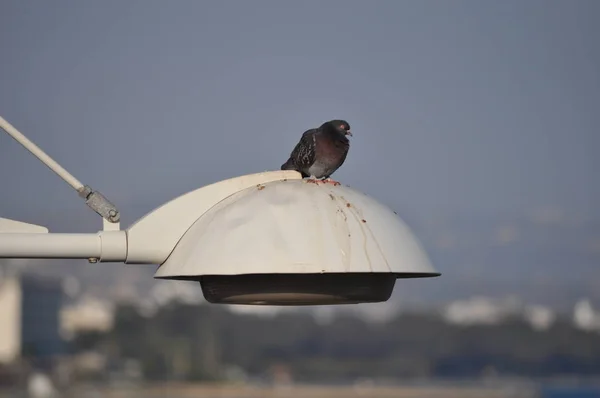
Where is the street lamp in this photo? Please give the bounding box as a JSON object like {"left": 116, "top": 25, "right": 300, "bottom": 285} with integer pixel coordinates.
{"left": 0, "top": 115, "right": 439, "bottom": 306}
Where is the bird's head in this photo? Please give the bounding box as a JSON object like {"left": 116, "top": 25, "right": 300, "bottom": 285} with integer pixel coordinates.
{"left": 325, "top": 119, "right": 352, "bottom": 137}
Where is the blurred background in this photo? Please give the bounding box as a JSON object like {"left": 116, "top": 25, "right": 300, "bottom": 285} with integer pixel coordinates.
{"left": 1, "top": 1, "right": 599, "bottom": 397}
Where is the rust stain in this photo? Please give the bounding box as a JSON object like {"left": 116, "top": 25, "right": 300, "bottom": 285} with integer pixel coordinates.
{"left": 339, "top": 208, "right": 348, "bottom": 222}
{"left": 327, "top": 195, "right": 352, "bottom": 271}
{"left": 335, "top": 195, "right": 391, "bottom": 272}
{"left": 358, "top": 215, "right": 392, "bottom": 272}
{"left": 334, "top": 196, "right": 371, "bottom": 271}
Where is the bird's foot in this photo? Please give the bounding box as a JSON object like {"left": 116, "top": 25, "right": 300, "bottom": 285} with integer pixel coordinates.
{"left": 322, "top": 178, "right": 341, "bottom": 186}
{"left": 305, "top": 177, "right": 340, "bottom": 186}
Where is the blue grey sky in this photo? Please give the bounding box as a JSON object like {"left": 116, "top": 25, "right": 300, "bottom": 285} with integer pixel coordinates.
{"left": 1, "top": 0, "right": 599, "bottom": 232}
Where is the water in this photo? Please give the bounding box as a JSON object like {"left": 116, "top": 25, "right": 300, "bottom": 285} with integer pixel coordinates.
{"left": 541, "top": 386, "right": 600, "bottom": 398}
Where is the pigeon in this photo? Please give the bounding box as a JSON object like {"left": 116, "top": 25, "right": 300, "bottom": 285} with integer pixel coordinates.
{"left": 281, "top": 119, "right": 352, "bottom": 184}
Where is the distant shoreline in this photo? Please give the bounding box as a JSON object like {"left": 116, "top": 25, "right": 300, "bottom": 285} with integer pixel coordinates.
{"left": 5, "top": 380, "right": 600, "bottom": 398}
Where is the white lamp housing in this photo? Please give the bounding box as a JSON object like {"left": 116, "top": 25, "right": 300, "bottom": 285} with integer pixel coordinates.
{"left": 128, "top": 171, "right": 440, "bottom": 305}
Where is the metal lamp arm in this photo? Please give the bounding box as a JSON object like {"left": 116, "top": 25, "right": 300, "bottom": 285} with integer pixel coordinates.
{"left": 0, "top": 115, "right": 120, "bottom": 225}
{"left": 0, "top": 231, "right": 127, "bottom": 263}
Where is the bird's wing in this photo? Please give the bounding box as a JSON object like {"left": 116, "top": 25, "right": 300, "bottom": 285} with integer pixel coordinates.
{"left": 289, "top": 128, "right": 318, "bottom": 170}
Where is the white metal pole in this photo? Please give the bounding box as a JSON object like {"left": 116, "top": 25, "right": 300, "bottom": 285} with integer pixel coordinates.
{"left": 0, "top": 115, "right": 85, "bottom": 192}
{"left": 0, "top": 232, "right": 127, "bottom": 262}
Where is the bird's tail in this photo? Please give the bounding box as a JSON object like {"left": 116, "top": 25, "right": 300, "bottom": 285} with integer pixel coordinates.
{"left": 281, "top": 158, "right": 296, "bottom": 171}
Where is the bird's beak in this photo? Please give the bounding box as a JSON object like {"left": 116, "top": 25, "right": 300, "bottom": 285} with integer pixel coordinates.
{"left": 346, "top": 130, "right": 353, "bottom": 136}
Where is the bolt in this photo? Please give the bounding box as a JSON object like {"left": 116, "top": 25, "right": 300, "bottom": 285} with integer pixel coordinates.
{"left": 108, "top": 210, "right": 120, "bottom": 222}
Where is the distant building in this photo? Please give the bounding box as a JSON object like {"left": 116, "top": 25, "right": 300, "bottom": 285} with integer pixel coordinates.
{"left": 523, "top": 304, "right": 555, "bottom": 331}
{"left": 443, "top": 296, "right": 523, "bottom": 325}
{"left": 443, "top": 295, "right": 556, "bottom": 330}
{"left": 573, "top": 299, "right": 600, "bottom": 332}
{"left": 0, "top": 274, "right": 66, "bottom": 364}
{"left": 0, "top": 277, "right": 21, "bottom": 363}
{"left": 60, "top": 295, "right": 114, "bottom": 339}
